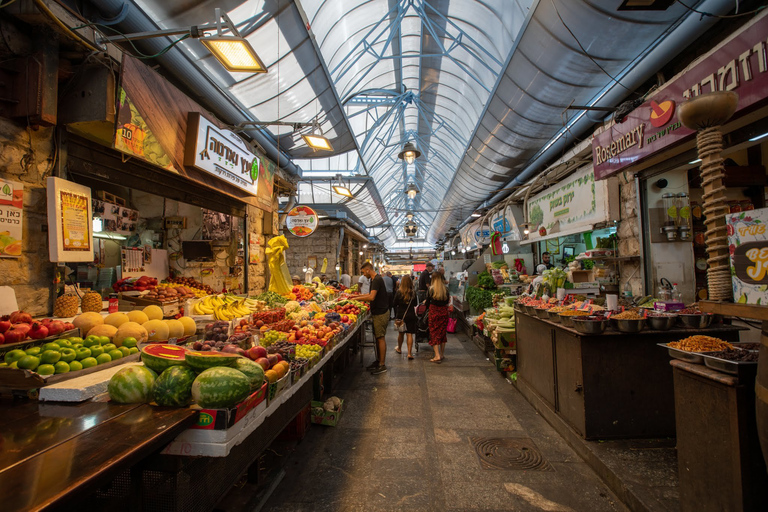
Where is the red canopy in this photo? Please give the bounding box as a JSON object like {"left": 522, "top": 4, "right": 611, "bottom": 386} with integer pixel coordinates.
{"left": 413, "top": 263, "right": 426, "bottom": 272}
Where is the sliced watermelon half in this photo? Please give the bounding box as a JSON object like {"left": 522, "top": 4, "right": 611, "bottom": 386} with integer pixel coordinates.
{"left": 141, "top": 344, "right": 188, "bottom": 373}
{"left": 185, "top": 351, "right": 240, "bottom": 372}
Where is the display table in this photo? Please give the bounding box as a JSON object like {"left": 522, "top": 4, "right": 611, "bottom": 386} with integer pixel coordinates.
{"left": 515, "top": 308, "right": 742, "bottom": 439}
{"left": 0, "top": 399, "right": 197, "bottom": 511}
{"left": 671, "top": 360, "right": 768, "bottom": 512}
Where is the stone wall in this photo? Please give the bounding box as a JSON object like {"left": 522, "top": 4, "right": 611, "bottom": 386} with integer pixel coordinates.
{"left": 284, "top": 225, "right": 341, "bottom": 280}
{"left": 0, "top": 118, "right": 56, "bottom": 315}
{"left": 247, "top": 203, "right": 267, "bottom": 294}
{"left": 616, "top": 174, "right": 644, "bottom": 296}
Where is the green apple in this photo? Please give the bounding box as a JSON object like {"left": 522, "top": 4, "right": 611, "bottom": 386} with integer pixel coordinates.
{"left": 40, "top": 350, "right": 62, "bottom": 365}
{"left": 118, "top": 346, "right": 131, "bottom": 357}
{"left": 80, "top": 357, "right": 98, "bottom": 369}
{"left": 121, "top": 337, "right": 138, "bottom": 348}
{"left": 95, "top": 353, "right": 112, "bottom": 365}
{"left": 107, "top": 349, "right": 123, "bottom": 360}
{"left": 25, "top": 346, "right": 42, "bottom": 357}
{"left": 59, "top": 348, "right": 77, "bottom": 363}
{"left": 69, "top": 337, "right": 83, "bottom": 345}
{"left": 83, "top": 337, "right": 99, "bottom": 348}
{"left": 76, "top": 347, "right": 92, "bottom": 360}
{"left": 89, "top": 345, "right": 104, "bottom": 357}
{"left": 36, "top": 364, "right": 55, "bottom": 376}
{"left": 17, "top": 355, "right": 40, "bottom": 370}
{"left": 56, "top": 339, "right": 73, "bottom": 348}
{"left": 102, "top": 343, "right": 117, "bottom": 353}
{"left": 68, "top": 360, "right": 83, "bottom": 372}
{"left": 42, "top": 343, "right": 61, "bottom": 352}
{"left": 4, "top": 349, "right": 26, "bottom": 365}
{"left": 128, "top": 347, "right": 139, "bottom": 355}
{"left": 98, "top": 336, "right": 111, "bottom": 345}
{"left": 53, "top": 361, "right": 70, "bottom": 374}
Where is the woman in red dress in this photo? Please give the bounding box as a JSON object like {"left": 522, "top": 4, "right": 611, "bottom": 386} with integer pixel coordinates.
{"left": 426, "top": 272, "right": 450, "bottom": 363}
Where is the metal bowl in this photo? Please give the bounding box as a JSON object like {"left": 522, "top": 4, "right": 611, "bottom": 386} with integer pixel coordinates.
{"left": 613, "top": 318, "right": 646, "bottom": 333}
{"left": 535, "top": 307, "right": 550, "bottom": 319}
{"left": 572, "top": 317, "right": 608, "bottom": 335}
{"left": 646, "top": 314, "right": 677, "bottom": 331}
{"left": 547, "top": 310, "right": 562, "bottom": 323}
{"left": 559, "top": 313, "right": 576, "bottom": 328}
{"left": 677, "top": 313, "right": 713, "bottom": 329}
{"left": 523, "top": 304, "right": 535, "bottom": 315}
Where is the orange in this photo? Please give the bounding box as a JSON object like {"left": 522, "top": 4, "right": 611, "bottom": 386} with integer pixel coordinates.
{"left": 273, "top": 365, "right": 287, "bottom": 379}
{"left": 264, "top": 369, "right": 278, "bottom": 383}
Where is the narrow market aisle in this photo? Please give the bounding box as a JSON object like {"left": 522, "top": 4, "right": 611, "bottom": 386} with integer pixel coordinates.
{"left": 260, "top": 331, "right": 627, "bottom": 512}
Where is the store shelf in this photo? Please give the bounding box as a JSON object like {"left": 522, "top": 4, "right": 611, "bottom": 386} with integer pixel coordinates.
{"left": 699, "top": 301, "right": 768, "bottom": 321}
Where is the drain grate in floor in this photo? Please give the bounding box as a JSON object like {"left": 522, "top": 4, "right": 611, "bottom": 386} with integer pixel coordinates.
{"left": 470, "top": 437, "right": 554, "bottom": 471}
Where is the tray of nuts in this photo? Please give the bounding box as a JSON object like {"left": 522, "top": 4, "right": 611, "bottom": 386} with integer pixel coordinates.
{"left": 661, "top": 336, "right": 734, "bottom": 364}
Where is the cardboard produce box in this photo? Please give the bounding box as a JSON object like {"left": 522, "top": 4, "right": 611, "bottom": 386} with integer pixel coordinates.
{"left": 310, "top": 399, "right": 344, "bottom": 426}
{"left": 190, "top": 383, "right": 267, "bottom": 431}
{"left": 119, "top": 293, "right": 180, "bottom": 317}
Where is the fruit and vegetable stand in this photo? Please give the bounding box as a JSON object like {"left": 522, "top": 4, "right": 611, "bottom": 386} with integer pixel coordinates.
{"left": 514, "top": 306, "right": 742, "bottom": 439}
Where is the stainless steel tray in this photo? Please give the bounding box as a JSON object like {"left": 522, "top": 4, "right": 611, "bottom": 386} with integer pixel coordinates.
{"left": 659, "top": 343, "right": 716, "bottom": 364}
{"left": 702, "top": 353, "right": 758, "bottom": 378}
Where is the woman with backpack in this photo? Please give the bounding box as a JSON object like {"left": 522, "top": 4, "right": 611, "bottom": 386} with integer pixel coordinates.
{"left": 393, "top": 274, "right": 418, "bottom": 360}
{"left": 426, "top": 272, "right": 450, "bottom": 363}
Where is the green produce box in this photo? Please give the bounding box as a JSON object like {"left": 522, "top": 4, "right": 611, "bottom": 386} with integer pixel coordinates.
{"left": 494, "top": 356, "right": 515, "bottom": 373}
{"left": 191, "top": 382, "right": 267, "bottom": 430}
{"left": 310, "top": 399, "right": 344, "bottom": 426}
{"left": 494, "top": 347, "right": 516, "bottom": 358}
{"left": 493, "top": 329, "right": 516, "bottom": 349}
{"left": 267, "top": 372, "right": 291, "bottom": 403}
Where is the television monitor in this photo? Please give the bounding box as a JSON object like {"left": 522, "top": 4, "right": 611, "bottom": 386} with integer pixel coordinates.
{"left": 182, "top": 241, "right": 214, "bottom": 262}
{"left": 562, "top": 245, "right": 576, "bottom": 259}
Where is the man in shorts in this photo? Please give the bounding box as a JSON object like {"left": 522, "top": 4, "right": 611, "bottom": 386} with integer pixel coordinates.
{"left": 354, "top": 261, "right": 390, "bottom": 374}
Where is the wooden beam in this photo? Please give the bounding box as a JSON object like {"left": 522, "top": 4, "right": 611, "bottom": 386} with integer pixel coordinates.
{"left": 699, "top": 300, "right": 768, "bottom": 321}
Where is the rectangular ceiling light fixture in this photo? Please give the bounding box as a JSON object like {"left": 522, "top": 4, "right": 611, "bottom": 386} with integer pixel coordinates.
{"left": 200, "top": 36, "right": 267, "bottom": 73}
{"left": 332, "top": 184, "right": 354, "bottom": 197}
{"left": 618, "top": 0, "right": 674, "bottom": 10}
{"left": 302, "top": 133, "right": 333, "bottom": 152}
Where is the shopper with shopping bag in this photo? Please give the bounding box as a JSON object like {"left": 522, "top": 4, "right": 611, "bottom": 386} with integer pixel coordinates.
{"left": 426, "top": 272, "right": 450, "bottom": 363}
{"left": 393, "top": 275, "right": 418, "bottom": 360}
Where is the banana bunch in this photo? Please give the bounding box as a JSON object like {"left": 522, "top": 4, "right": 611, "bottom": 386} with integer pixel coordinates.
{"left": 192, "top": 294, "right": 263, "bottom": 319}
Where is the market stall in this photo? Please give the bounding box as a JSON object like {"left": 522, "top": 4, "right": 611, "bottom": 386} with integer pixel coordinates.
{"left": 0, "top": 281, "right": 370, "bottom": 511}
{"left": 513, "top": 298, "right": 743, "bottom": 439}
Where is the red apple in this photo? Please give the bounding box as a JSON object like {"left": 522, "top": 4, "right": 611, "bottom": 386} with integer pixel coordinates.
{"left": 255, "top": 357, "right": 270, "bottom": 371}
{"left": 250, "top": 346, "right": 267, "bottom": 359}
{"left": 275, "top": 353, "right": 283, "bottom": 362}
{"left": 267, "top": 354, "right": 278, "bottom": 367}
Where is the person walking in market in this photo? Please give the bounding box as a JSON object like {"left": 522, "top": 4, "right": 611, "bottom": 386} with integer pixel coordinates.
{"left": 417, "top": 261, "right": 434, "bottom": 303}
{"left": 393, "top": 274, "right": 418, "bottom": 360}
{"left": 354, "top": 261, "right": 391, "bottom": 374}
{"left": 382, "top": 271, "right": 395, "bottom": 318}
{"left": 426, "top": 271, "right": 451, "bottom": 363}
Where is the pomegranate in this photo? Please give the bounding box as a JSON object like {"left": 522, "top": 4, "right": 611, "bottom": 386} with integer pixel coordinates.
{"left": 12, "top": 324, "right": 30, "bottom": 335}
{"left": 28, "top": 323, "right": 49, "bottom": 340}
{"left": 0, "top": 319, "right": 10, "bottom": 333}
{"left": 47, "top": 321, "right": 66, "bottom": 336}
{"left": 0, "top": 333, "right": 4, "bottom": 345}
{"left": 9, "top": 311, "right": 32, "bottom": 325}
{"left": 40, "top": 318, "right": 51, "bottom": 325}
{"left": 3, "top": 329, "right": 27, "bottom": 344}
{"left": 63, "top": 322, "right": 75, "bottom": 331}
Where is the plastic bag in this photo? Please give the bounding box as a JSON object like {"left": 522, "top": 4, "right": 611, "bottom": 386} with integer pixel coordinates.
{"left": 446, "top": 317, "right": 457, "bottom": 333}
{"left": 266, "top": 236, "right": 292, "bottom": 295}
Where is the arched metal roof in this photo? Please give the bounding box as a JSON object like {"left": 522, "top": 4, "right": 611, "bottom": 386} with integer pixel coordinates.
{"left": 94, "top": 0, "right": 737, "bottom": 251}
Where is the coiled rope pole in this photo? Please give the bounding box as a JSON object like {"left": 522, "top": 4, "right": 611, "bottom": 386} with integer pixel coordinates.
{"left": 678, "top": 91, "right": 738, "bottom": 301}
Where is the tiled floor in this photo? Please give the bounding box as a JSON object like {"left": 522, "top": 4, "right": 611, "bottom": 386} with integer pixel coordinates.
{"left": 261, "top": 331, "right": 627, "bottom": 512}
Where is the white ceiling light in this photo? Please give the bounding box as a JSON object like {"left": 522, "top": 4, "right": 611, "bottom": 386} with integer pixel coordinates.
{"left": 405, "top": 183, "right": 419, "bottom": 200}
{"left": 406, "top": 211, "right": 414, "bottom": 220}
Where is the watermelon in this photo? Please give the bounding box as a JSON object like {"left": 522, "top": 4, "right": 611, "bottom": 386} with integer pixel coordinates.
{"left": 232, "top": 357, "right": 265, "bottom": 391}
{"left": 191, "top": 367, "right": 251, "bottom": 409}
{"left": 185, "top": 351, "right": 240, "bottom": 372}
{"left": 153, "top": 366, "right": 197, "bottom": 407}
{"left": 108, "top": 365, "right": 157, "bottom": 403}
{"left": 141, "top": 344, "right": 188, "bottom": 373}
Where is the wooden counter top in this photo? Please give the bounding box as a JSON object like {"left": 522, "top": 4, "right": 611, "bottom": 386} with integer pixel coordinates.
{"left": 0, "top": 398, "right": 198, "bottom": 511}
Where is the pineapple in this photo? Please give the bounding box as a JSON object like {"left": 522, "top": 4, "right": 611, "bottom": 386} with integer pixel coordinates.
{"left": 80, "top": 291, "right": 103, "bottom": 313}
{"left": 54, "top": 294, "right": 79, "bottom": 317}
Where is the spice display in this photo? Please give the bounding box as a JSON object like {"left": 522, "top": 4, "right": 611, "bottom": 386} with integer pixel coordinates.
{"left": 548, "top": 306, "right": 570, "bottom": 313}
{"left": 735, "top": 343, "right": 760, "bottom": 351}
{"left": 678, "top": 307, "right": 702, "bottom": 314}
{"left": 708, "top": 349, "right": 759, "bottom": 362}
{"left": 668, "top": 336, "right": 733, "bottom": 352}
{"left": 612, "top": 310, "right": 643, "bottom": 320}
{"left": 559, "top": 310, "right": 591, "bottom": 317}
{"left": 646, "top": 312, "right": 677, "bottom": 318}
